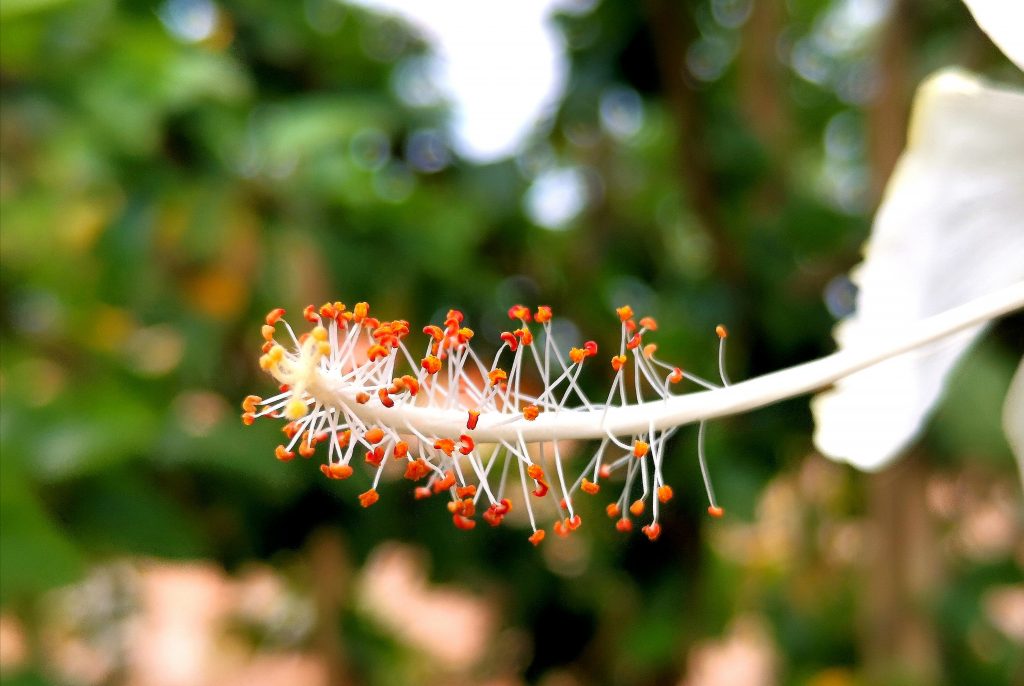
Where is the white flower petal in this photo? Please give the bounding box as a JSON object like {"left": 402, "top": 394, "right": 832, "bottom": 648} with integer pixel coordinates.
{"left": 813, "top": 69, "right": 1024, "bottom": 471}
{"left": 962, "top": 0, "right": 1024, "bottom": 70}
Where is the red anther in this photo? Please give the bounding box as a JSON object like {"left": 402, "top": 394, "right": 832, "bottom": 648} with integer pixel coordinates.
{"left": 707, "top": 505, "right": 725, "bottom": 518}
{"left": 535, "top": 306, "right": 552, "bottom": 323}
{"left": 497, "top": 498, "right": 512, "bottom": 515}
{"left": 377, "top": 388, "right": 394, "bottom": 408}
{"left": 642, "top": 523, "right": 661, "bottom": 541}
{"left": 458, "top": 434, "right": 475, "bottom": 455}
{"left": 352, "top": 302, "right": 369, "bottom": 324}
{"left": 314, "top": 431, "right": 328, "bottom": 443}
{"left": 599, "top": 464, "right": 612, "bottom": 479}
{"left": 303, "top": 304, "right": 319, "bottom": 323}
{"left": 299, "top": 441, "right": 316, "bottom": 458}
{"left": 261, "top": 341, "right": 274, "bottom": 353}
{"left": 643, "top": 343, "right": 658, "bottom": 359}
{"left": 581, "top": 479, "right": 600, "bottom": 495}
{"left": 569, "top": 347, "right": 587, "bottom": 364}
{"left": 279, "top": 384, "right": 291, "bottom": 392}
{"left": 669, "top": 367, "right": 684, "bottom": 384}
{"left": 452, "top": 514, "right": 476, "bottom": 531}
{"left": 626, "top": 333, "right": 642, "bottom": 350}
{"left": 553, "top": 520, "right": 568, "bottom": 537}
{"left": 274, "top": 445, "right": 295, "bottom": 462}
{"left": 364, "top": 427, "right": 385, "bottom": 445}
{"left": 657, "top": 485, "right": 674, "bottom": 503}
{"left": 261, "top": 324, "right": 276, "bottom": 341}
{"left": 365, "top": 446, "right": 385, "bottom": 466}
{"left": 446, "top": 309, "right": 464, "bottom": 325}
{"left": 532, "top": 481, "right": 549, "bottom": 498}
{"left": 568, "top": 514, "right": 582, "bottom": 531}
{"left": 356, "top": 392, "right": 370, "bottom": 404}
{"left": 265, "top": 308, "right": 286, "bottom": 326}
{"left": 358, "top": 489, "right": 379, "bottom": 508}
{"left": 241, "top": 412, "right": 255, "bottom": 426}
{"left": 367, "top": 344, "right": 389, "bottom": 362}
{"left": 414, "top": 486, "right": 432, "bottom": 499}
{"left": 559, "top": 498, "right": 568, "bottom": 510}
{"left": 320, "top": 463, "right": 354, "bottom": 480}
{"left": 456, "top": 485, "right": 476, "bottom": 498}
{"left": 487, "top": 369, "right": 507, "bottom": 386}
{"left": 433, "top": 471, "right": 456, "bottom": 493}
{"left": 466, "top": 410, "right": 480, "bottom": 430}
{"left": 606, "top": 503, "right": 620, "bottom": 519}
{"left": 500, "top": 331, "right": 519, "bottom": 351}
{"left": 282, "top": 422, "right": 300, "bottom": 439}
{"left": 716, "top": 325, "right": 728, "bottom": 339}
{"left": 507, "top": 304, "right": 532, "bottom": 321}
{"left": 629, "top": 500, "right": 645, "bottom": 516}
{"left": 483, "top": 506, "right": 504, "bottom": 527}
{"left": 434, "top": 438, "right": 455, "bottom": 456}
{"left": 363, "top": 317, "right": 380, "bottom": 330}
{"left": 633, "top": 441, "right": 649, "bottom": 458}
{"left": 421, "top": 355, "right": 442, "bottom": 375}
{"left": 404, "top": 458, "right": 430, "bottom": 481}
{"left": 529, "top": 530, "right": 546, "bottom": 546}
{"left": 625, "top": 319, "right": 637, "bottom": 333}
{"left": 423, "top": 324, "right": 444, "bottom": 341}
{"left": 611, "top": 354, "right": 627, "bottom": 372}
{"left": 401, "top": 375, "right": 419, "bottom": 396}
{"left": 639, "top": 316, "right": 658, "bottom": 331}
{"left": 616, "top": 518, "right": 633, "bottom": 533}
{"left": 522, "top": 405, "right": 540, "bottom": 421}
{"left": 242, "top": 395, "right": 261, "bottom": 413}
{"left": 582, "top": 340, "right": 598, "bottom": 357}
{"left": 615, "top": 305, "right": 634, "bottom": 322}
{"left": 393, "top": 441, "right": 409, "bottom": 458}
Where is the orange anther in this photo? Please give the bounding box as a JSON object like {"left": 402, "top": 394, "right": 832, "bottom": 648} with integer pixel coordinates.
{"left": 452, "top": 514, "right": 476, "bottom": 531}
{"left": 356, "top": 392, "right": 370, "bottom": 404}
{"left": 643, "top": 343, "right": 658, "bottom": 359}
{"left": 242, "top": 395, "right": 261, "bottom": 413}
{"left": 626, "top": 333, "right": 642, "bottom": 350}
{"left": 358, "top": 489, "right": 379, "bottom": 508}
{"left": 423, "top": 325, "right": 444, "bottom": 341}
{"left": 337, "top": 430, "right": 351, "bottom": 448}
{"left": 522, "top": 405, "right": 540, "bottom": 421}
{"left": 367, "top": 344, "right": 389, "bottom": 361}
{"left": 261, "top": 324, "right": 276, "bottom": 341}
{"left": 716, "top": 325, "right": 728, "bottom": 339}
{"left": 299, "top": 441, "right": 316, "bottom": 458}
{"left": 265, "top": 308, "right": 286, "bottom": 326}
{"left": 528, "top": 530, "right": 546, "bottom": 546}
{"left": 487, "top": 369, "right": 507, "bottom": 386}
{"left": 456, "top": 485, "right": 476, "bottom": 498}
{"left": 639, "top": 316, "right": 658, "bottom": 330}
{"left": 615, "top": 518, "right": 633, "bottom": 533}
{"left": 319, "top": 303, "right": 336, "bottom": 320}
{"left": 320, "top": 463, "right": 353, "bottom": 480}
{"left": 483, "top": 506, "right": 504, "bottom": 527}
{"left": 507, "top": 304, "right": 531, "bottom": 321}
{"left": 282, "top": 422, "right": 300, "bottom": 439}
{"left": 414, "top": 486, "right": 432, "bottom": 499}
{"left": 606, "top": 503, "right": 621, "bottom": 519}
{"left": 456, "top": 327, "right": 474, "bottom": 344}
{"left": 581, "top": 479, "right": 600, "bottom": 495}
{"left": 404, "top": 458, "right": 430, "bottom": 481}
{"left": 633, "top": 441, "right": 649, "bottom": 458}
{"left": 363, "top": 427, "right": 384, "bottom": 444}
{"left": 421, "top": 355, "right": 442, "bottom": 375}
{"left": 303, "top": 304, "right": 319, "bottom": 322}
{"left": 466, "top": 410, "right": 480, "bottom": 430}
{"left": 534, "top": 306, "right": 552, "bottom": 323}
{"left": 365, "top": 446, "right": 385, "bottom": 466}
{"left": 515, "top": 328, "right": 534, "bottom": 345}
{"left": 445, "top": 309, "right": 464, "bottom": 325}
{"left": 261, "top": 341, "right": 274, "bottom": 353}
{"left": 553, "top": 520, "right": 568, "bottom": 537}
{"left": 394, "top": 441, "right": 409, "bottom": 458}
{"left": 352, "top": 302, "right": 369, "bottom": 323}
{"left": 642, "top": 523, "right": 661, "bottom": 541}
{"left": 433, "top": 471, "right": 456, "bottom": 493}
{"left": 708, "top": 505, "right": 725, "bottom": 518}
{"left": 616, "top": 305, "right": 634, "bottom": 322}
{"left": 377, "top": 388, "right": 394, "bottom": 408}
{"left": 496, "top": 498, "right": 512, "bottom": 515}
{"left": 568, "top": 514, "right": 582, "bottom": 531}
{"left": 527, "top": 465, "right": 545, "bottom": 481}
{"left": 669, "top": 367, "right": 684, "bottom": 384}
{"left": 629, "top": 499, "right": 645, "bottom": 516}
{"left": 434, "top": 438, "right": 455, "bottom": 456}
{"left": 275, "top": 445, "right": 295, "bottom": 462}
{"left": 657, "top": 485, "right": 674, "bottom": 503}
{"left": 569, "top": 347, "right": 586, "bottom": 364}
{"left": 611, "top": 355, "right": 627, "bottom": 372}
{"left": 242, "top": 412, "right": 255, "bottom": 426}
{"left": 500, "top": 331, "right": 519, "bottom": 351}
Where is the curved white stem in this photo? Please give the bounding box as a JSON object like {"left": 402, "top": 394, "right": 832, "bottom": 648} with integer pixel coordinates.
{"left": 305, "top": 282, "right": 1024, "bottom": 443}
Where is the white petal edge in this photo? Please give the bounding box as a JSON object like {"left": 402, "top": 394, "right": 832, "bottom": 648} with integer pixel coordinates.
{"left": 963, "top": 0, "right": 1024, "bottom": 70}
{"left": 813, "top": 69, "right": 1024, "bottom": 471}
{"left": 1003, "top": 357, "right": 1024, "bottom": 492}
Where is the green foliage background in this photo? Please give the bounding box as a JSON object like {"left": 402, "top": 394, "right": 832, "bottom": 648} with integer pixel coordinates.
{"left": 1, "top": 1, "right": 1021, "bottom": 685}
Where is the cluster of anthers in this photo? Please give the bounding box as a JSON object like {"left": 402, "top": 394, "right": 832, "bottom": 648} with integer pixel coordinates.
{"left": 243, "top": 301, "right": 730, "bottom": 545}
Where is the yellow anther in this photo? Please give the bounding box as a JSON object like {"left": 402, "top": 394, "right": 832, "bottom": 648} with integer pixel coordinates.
{"left": 285, "top": 397, "right": 308, "bottom": 419}
{"left": 312, "top": 325, "right": 328, "bottom": 341}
